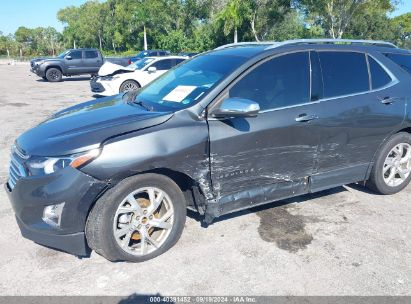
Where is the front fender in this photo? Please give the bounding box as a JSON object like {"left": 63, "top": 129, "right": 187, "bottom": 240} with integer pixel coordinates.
{"left": 41, "top": 61, "right": 65, "bottom": 73}
{"left": 81, "top": 110, "right": 213, "bottom": 200}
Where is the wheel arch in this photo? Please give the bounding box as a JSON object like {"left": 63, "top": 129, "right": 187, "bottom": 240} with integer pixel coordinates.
{"left": 365, "top": 127, "right": 411, "bottom": 181}
{"left": 397, "top": 126, "right": 411, "bottom": 135}
{"left": 86, "top": 168, "right": 206, "bottom": 222}
{"left": 45, "top": 65, "right": 63, "bottom": 73}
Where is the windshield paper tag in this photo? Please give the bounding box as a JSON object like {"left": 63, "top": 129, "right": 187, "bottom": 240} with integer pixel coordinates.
{"left": 163, "top": 85, "right": 197, "bottom": 102}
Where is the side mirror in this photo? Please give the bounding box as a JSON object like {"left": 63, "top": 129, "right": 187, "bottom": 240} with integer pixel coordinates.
{"left": 65, "top": 55, "right": 72, "bottom": 60}
{"left": 210, "top": 97, "right": 260, "bottom": 118}
{"left": 147, "top": 66, "right": 157, "bottom": 73}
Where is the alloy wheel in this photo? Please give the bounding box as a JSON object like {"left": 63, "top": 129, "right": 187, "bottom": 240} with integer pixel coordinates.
{"left": 113, "top": 187, "right": 174, "bottom": 256}
{"left": 50, "top": 71, "right": 59, "bottom": 80}
{"left": 382, "top": 143, "right": 411, "bottom": 187}
{"left": 122, "top": 81, "right": 138, "bottom": 92}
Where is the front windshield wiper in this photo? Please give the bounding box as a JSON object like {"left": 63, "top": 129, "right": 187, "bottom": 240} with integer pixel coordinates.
{"left": 133, "top": 100, "right": 152, "bottom": 111}
{"left": 122, "top": 91, "right": 152, "bottom": 111}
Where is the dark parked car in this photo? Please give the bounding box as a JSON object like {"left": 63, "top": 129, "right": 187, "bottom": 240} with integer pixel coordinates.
{"left": 129, "top": 50, "right": 170, "bottom": 63}
{"left": 7, "top": 39, "right": 411, "bottom": 262}
{"left": 178, "top": 52, "right": 198, "bottom": 57}
{"left": 31, "top": 48, "right": 104, "bottom": 82}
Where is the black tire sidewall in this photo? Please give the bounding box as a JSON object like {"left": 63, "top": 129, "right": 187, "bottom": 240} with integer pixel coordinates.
{"left": 94, "top": 174, "right": 186, "bottom": 262}
{"left": 370, "top": 132, "right": 411, "bottom": 195}
{"left": 46, "top": 68, "right": 62, "bottom": 82}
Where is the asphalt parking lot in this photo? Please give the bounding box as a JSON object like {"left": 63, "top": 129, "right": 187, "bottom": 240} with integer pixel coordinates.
{"left": 0, "top": 64, "right": 410, "bottom": 296}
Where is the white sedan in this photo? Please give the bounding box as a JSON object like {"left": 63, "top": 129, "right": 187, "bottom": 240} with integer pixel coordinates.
{"left": 90, "top": 56, "right": 187, "bottom": 96}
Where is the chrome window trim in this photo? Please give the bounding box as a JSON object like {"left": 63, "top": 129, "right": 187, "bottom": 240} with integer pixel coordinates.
{"left": 367, "top": 53, "right": 398, "bottom": 89}
{"left": 258, "top": 80, "right": 399, "bottom": 114}
{"left": 207, "top": 50, "right": 399, "bottom": 118}
{"left": 309, "top": 52, "right": 313, "bottom": 102}
{"left": 207, "top": 50, "right": 312, "bottom": 114}
{"left": 258, "top": 52, "right": 399, "bottom": 114}
{"left": 366, "top": 53, "right": 372, "bottom": 90}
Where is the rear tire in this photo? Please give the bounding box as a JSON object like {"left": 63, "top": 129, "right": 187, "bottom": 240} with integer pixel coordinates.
{"left": 86, "top": 174, "right": 186, "bottom": 262}
{"left": 45, "top": 68, "right": 62, "bottom": 82}
{"left": 119, "top": 80, "right": 140, "bottom": 93}
{"left": 367, "top": 132, "right": 411, "bottom": 195}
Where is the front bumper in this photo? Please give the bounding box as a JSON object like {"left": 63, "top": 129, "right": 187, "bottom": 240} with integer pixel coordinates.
{"left": 90, "top": 78, "right": 116, "bottom": 96}
{"left": 5, "top": 166, "right": 108, "bottom": 256}
{"left": 16, "top": 216, "right": 89, "bottom": 256}
{"left": 30, "top": 65, "right": 46, "bottom": 77}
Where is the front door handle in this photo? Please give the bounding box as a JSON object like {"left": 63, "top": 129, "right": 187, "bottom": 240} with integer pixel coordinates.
{"left": 295, "top": 113, "right": 318, "bottom": 122}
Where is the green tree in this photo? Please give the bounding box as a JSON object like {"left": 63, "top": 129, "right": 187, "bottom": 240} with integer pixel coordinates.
{"left": 250, "top": 0, "right": 295, "bottom": 41}
{"left": 297, "top": 0, "right": 396, "bottom": 39}
{"left": 57, "top": 6, "right": 81, "bottom": 48}
{"left": 14, "top": 26, "right": 34, "bottom": 56}
{"left": 216, "top": 0, "right": 251, "bottom": 43}
{"left": 344, "top": 10, "right": 399, "bottom": 42}
{"left": 392, "top": 12, "right": 411, "bottom": 47}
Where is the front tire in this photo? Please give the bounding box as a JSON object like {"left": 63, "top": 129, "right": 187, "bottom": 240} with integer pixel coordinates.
{"left": 86, "top": 174, "right": 186, "bottom": 262}
{"left": 119, "top": 80, "right": 140, "bottom": 93}
{"left": 45, "top": 68, "right": 62, "bottom": 82}
{"left": 367, "top": 132, "right": 411, "bottom": 195}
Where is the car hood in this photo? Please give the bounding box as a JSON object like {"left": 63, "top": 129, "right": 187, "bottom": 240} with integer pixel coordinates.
{"left": 16, "top": 94, "right": 173, "bottom": 156}
{"left": 32, "top": 57, "right": 61, "bottom": 63}
{"left": 98, "top": 62, "right": 134, "bottom": 76}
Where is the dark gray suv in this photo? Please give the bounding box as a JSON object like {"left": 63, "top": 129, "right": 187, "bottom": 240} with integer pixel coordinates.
{"left": 6, "top": 39, "right": 411, "bottom": 262}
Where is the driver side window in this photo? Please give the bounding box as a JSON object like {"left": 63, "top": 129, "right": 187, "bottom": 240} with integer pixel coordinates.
{"left": 229, "top": 52, "right": 310, "bottom": 111}
{"left": 151, "top": 59, "right": 173, "bottom": 70}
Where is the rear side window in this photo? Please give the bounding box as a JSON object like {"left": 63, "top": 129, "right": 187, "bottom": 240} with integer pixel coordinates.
{"left": 318, "top": 52, "right": 369, "bottom": 98}
{"left": 173, "top": 59, "right": 185, "bottom": 66}
{"left": 368, "top": 56, "right": 392, "bottom": 89}
{"left": 85, "top": 50, "right": 98, "bottom": 59}
{"left": 384, "top": 53, "right": 411, "bottom": 74}
{"left": 229, "top": 52, "right": 310, "bottom": 111}
{"left": 68, "top": 51, "right": 82, "bottom": 59}
{"left": 151, "top": 59, "right": 174, "bottom": 70}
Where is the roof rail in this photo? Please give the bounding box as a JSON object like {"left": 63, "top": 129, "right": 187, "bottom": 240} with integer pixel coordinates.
{"left": 215, "top": 39, "right": 398, "bottom": 51}
{"left": 214, "top": 41, "right": 274, "bottom": 50}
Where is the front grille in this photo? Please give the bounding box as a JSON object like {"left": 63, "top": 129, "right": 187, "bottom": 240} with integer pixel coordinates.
{"left": 8, "top": 146, "right": 28, "bottom": 190}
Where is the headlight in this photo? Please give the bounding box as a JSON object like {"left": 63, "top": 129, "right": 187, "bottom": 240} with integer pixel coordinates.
{"left": 35, "top": 60, "right": 44, "bottom": 66}
{"left": 26, "top": 149, "right": 100, "bottom": 176}
{"left": 101, "top": 75, "right": 119, "bottom": 81}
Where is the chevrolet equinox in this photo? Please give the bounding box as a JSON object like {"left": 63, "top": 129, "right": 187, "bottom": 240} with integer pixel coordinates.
{"left": 6, "top": 39, "right": 411, "bottom": 262}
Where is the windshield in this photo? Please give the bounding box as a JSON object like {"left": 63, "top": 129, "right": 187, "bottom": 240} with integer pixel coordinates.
{"left": 57, "top": 50, "right": 69, "bottom": 58}
{"left": 128, "top": 57, "right": 155, "bottom": 70}
{"left": 135, "top": 51, "right": 149, "bottom": 59}
{"left": 132, "top": 54, "right": 247, "bottom": 110}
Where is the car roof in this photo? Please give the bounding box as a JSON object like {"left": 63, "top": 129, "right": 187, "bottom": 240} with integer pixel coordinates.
{"left": 210, "top": 39, "right": 410, "bottom": 58}
{"left": 146, "top": 56, "right": 188, "bottom": 60}
{"left": 68, "top": 48, "right": 98, "bottom": 51}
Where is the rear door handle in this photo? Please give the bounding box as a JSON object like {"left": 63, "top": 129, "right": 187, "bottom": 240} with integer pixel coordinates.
{"left": 295, "top": 114, "right": 318, "bottom": 122}
{"left": 379, "top": 96, "right": 399, "bottom": 105}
